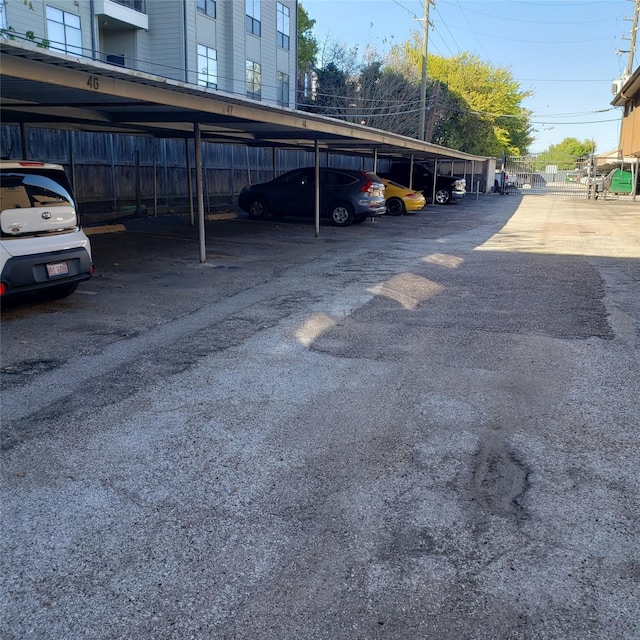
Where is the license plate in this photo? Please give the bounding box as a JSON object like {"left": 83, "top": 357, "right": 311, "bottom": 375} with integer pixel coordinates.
{"left": 46, "top": 261, "right": 69, "bottom": 277}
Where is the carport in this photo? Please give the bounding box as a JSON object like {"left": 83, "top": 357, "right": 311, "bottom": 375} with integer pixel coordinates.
{"left": 1, "top": 40, "right": 487, "bottom": 261}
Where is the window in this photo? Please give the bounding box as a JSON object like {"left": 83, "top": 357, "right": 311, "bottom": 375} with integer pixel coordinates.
{"left": 197, "top": 0, "right": 216, "bottom": 19}
{"left": 276, "top": 169, "right": 310, "bottom": 186}
{"left": 246, "top": 0, "right": 260, "bottom": 36}
{"left": 321, "top": 170, "right": 356, "bottom": 186}
{"left": 246, "top": 60, "right": 261, "bottom": 99}
{"left": 276, "top": 2, "right": 289, "bottom": 50}
{"left": 197, "top": 44, "right": 218, "bottom": 89}
{"left": 46, "top": 6, "right": 82, "bottom": 56}
{"left": 277, "top": 71, "right": 289, "bottom": 107}
{"left": 0, "top": 0, "right": 7, "bottom": 30}
{"left": 105, "top": 53, "right": 125, "bottom": 66}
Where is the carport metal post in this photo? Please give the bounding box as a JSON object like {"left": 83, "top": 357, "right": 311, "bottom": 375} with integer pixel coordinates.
{"left": 471, "top": 160, "right": 476, "bottom": 199}
{"left": 409, "top": 154, "right": 414, "bottom": 190}
{"left": 109, "top": 134, "right": 117, "bottom": 214}
{"left": 432, "top": 160, "right": 438, "bottom": 205}
{"left": 194, "top": 122, "right": 206, "bottom": 263}
{"left": 135, "top": 150, "right": 141, "bottom": 217}
{"left": 185, "top": 139, "right": 194, "bottom": 226}
{"left": 19, "top": 123, "right": 29, "bottom": 159}
{"left": 315, "top": 139, "right": 320, "bottom": 238}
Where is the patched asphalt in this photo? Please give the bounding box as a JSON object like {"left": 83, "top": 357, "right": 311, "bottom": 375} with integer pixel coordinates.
{"left": 1, "top": 194, "right": 639, "bottom": 639}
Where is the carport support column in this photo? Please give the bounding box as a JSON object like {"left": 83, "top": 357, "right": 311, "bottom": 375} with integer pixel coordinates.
{"left": 409, "top": 154, "right": 414, "bottom": 190}
{"left": 20, "top": 123, "right": 29, "bottom": 159}
{"left": 432, "top": 160, "right": 438, "bottom": 205}
{"left": 315, "top": 139, "right": 320, "bottom": 238}
{"left": 185, "top": 138, "right": 194, "bottom": 226}
{"left": 194, "top": 123, "right": 207, "bottom": 263}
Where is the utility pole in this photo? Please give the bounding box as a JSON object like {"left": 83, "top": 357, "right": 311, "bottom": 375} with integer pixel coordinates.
{"left": 618, "top": 0, "right": 639, "bottom": 155}
{"left": 418, "top": 0, "right": 434, "bottom": 141}
{"left": 623, "top": 0, "right": 640, "bottom": 76}
{"left": 425, "top": 80, "right": 441, "bottom": 144}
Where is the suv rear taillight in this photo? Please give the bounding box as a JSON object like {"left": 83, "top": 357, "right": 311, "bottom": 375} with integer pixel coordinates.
{"left": 359, "top": 174, "right": 373, "bottom": 193}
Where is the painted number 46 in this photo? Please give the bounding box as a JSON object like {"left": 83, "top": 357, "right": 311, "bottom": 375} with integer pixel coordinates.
{"left": 87, "top": 75, "right": 100, "bottom": 90}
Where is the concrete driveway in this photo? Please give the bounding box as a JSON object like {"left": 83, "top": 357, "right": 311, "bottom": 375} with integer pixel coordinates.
{"left": 1, "top": 195, "right": 639, "bottom": 639}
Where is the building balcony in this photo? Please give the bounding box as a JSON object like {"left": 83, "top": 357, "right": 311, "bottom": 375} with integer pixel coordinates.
{"left": 94, "top": 0, "right": 148, "bottom": 30}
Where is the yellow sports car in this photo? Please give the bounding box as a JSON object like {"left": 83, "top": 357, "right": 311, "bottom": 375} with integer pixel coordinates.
{"left": 380, "top": 178, "right": 426, "bottom": 215}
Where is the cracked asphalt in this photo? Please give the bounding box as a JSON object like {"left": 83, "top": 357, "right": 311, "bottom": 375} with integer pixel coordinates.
{"left": 1, "top": 194, "right": 639, "bottom": 639}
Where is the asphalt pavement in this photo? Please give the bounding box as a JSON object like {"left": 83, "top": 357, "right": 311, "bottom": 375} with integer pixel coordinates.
{"left": 1, "top": 193, "right": 639, "bottom": 639}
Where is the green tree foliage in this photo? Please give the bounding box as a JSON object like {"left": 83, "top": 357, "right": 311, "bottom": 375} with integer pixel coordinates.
{"left": 531, "top": 138, "right": 595, "bottom": 170}
{"left": 386, "top": 38, "right": 533, "bottom": 155}
{"left": 298, "top": 11, "right": 533, "bottom": 156}
{"left": 297, "top": 3, "right": 318, "bottom": 73}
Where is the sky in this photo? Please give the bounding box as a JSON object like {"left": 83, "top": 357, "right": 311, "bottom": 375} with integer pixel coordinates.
{"left": 302, "top": 0, "right": 634, "bottom": 154}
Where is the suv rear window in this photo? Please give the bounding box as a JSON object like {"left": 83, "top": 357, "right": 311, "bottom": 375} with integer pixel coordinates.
{"left": 1, "top": 169, "right": 76, "bottom": 212}
{"left": 322, "top": 170, "right": 357, "bottom": 186}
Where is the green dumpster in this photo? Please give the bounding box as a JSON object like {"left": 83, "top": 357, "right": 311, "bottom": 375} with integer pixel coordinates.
{"left": 608, "top": 169, "right": 633, "bottom": 194}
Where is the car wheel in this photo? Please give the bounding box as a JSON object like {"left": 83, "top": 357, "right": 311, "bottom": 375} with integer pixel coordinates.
{"left": 434, "top": 189, "right": 451, "bottom": 205}
{"left": 386, "top": 197, "right": 405, "bottom": 216}
{"left": 248, "top": 197, "right": 269, "bottom": 219}
{"left": 329, "top": 202, "right": 355, "bottom": 227}
{"left": 40, "top": 282, "right": 79, "bottom": 300}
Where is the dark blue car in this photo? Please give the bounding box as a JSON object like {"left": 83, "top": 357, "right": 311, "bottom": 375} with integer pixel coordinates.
{"left": 238, "top": 167, "right": 386, "bottom": 227}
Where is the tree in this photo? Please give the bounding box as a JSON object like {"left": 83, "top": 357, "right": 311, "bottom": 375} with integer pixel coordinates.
{"left": 385, "top": 38, "right": 534, "bottom": 155}
{"left": 355, "top": 62, "right": 422, "bottom": 136}
{"left": 297, "top": 2, "right": 318, "bottom": 74}
{"left": 531, "top": 138, "right": 595, "bottom": 170}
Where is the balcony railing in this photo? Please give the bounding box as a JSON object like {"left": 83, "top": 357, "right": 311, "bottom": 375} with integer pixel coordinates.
{"left": 111, "top": 0, "right": 146, "bottom": 13}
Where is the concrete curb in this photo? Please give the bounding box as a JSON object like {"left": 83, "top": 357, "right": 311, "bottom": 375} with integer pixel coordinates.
{"left": 205, "top": 212, "right": 239, "bottom": 221}
{"left": 84, "top": 224, "right": 127, "bottom": 236}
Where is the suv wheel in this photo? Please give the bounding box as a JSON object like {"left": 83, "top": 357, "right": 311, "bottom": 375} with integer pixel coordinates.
{"left": 248, "top": 197, "right": 269, "bottom": 219}
{"left": 434, "top": 189, "right": 451, "bottom": 205}
{"left": 329, "top": 202, "right": 355, "bottom": 227}
{"left": 386, "top": 197, "right": 405, "bottom": 216}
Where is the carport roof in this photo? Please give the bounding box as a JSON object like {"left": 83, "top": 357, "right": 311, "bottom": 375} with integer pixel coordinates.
{"left": 1, "top": 40, "right": 486, "bottom": 163}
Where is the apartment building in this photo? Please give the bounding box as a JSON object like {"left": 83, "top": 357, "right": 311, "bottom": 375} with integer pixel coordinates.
{"left": 1, "top": 0, "right": 297, "bottom": 107}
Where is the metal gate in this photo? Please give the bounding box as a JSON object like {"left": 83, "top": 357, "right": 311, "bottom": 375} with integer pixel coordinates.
{"left": 504, "top": 151, "right": 595, "bottom": 199}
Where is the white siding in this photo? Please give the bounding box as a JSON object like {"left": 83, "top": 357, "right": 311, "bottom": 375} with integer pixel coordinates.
{"left": 215, "top": 0, "right": 232, "bottom": 93}
{"left": 228, "top": 0, "right": 245, "bottom": 98}
{"left": 6, "top": 1, "right": 92, "bottom": 58}
{"left": 145, "top": 1, "right": 186, "bottom": 80}
{"left": 4, "top": 0, "right": 47, "bottom": 42}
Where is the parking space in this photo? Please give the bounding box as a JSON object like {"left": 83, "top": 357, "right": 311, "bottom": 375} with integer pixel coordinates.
{"left": 2, "top": 194, "right": 639, "bottom": 639}
{"left": 0, "top": 199, "right": 482, "bottom": 370}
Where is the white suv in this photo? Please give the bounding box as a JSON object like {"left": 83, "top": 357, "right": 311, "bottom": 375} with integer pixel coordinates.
{"left": 0, "top": 161, "right": 93, "bottom": 299}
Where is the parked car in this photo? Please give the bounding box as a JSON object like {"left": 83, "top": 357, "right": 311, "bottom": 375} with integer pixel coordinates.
{"left": 1, "top": 160, "right": 94, "bottom": 299}
{"left": 380, "top": 162, "right": 466, "bottom": 204}
{"left": 238, "top": 167, "right": 386, "bottom": 226}
{"left": 379, "top": 178, "right": 426, "bottom": 215}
